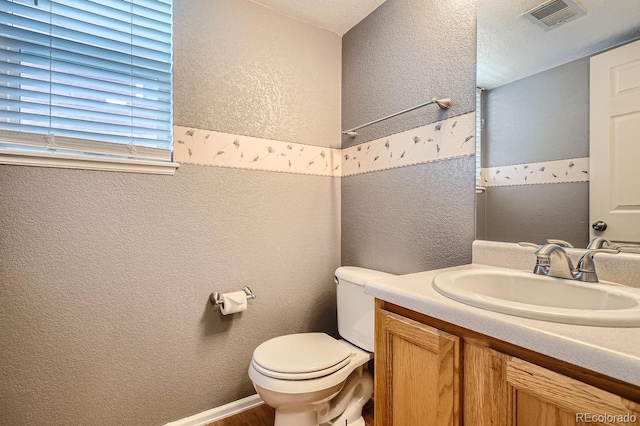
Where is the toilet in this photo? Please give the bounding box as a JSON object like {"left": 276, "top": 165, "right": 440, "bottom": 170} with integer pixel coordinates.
{"left": 248, "top": 266, "right": 394, "bottom": 426}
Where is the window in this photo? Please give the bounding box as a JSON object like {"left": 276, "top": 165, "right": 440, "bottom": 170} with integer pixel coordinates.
{"left": 0, "top": 0, "right": 176, "bottom": 174}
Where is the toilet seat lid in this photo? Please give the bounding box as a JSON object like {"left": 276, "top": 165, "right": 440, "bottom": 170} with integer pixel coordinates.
{"left": 252, "top": 333, "right": 352, "bottom": 376}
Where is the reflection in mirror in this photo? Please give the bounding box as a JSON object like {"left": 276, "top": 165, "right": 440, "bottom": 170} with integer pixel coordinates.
{"left": 586, "top": 239, "right": 640, "bottom": 254}
{"left": 475, "top": 0, "right": 640, "bottom": 247}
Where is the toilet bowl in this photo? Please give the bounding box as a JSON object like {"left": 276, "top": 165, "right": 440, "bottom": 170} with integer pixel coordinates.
{"left": 249, "top": 335, "right": 373, "bottom": 426}
{"left": 248, "top": 267, "right": 395, "bottom": 426}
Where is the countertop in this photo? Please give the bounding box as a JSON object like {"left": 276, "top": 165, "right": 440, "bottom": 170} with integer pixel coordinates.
{"left": 365, "top": 263, "right": 640, "bottom": 387}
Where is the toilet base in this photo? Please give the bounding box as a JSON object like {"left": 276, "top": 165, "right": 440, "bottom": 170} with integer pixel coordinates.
{"left": 321, "top": 416, "right": 365, "bottom": 426}
{"left": 274, "top": 410, "right": 319, "bottom": 426}
{"left": 319, "top": 368, "right": 373, "bottom": 426}
{"left": 261, "top": 368, "right": 373, "bottom": 426}
{"left": 273, "top": 411, "right": 367, "bottom": 426}
{"left": 340, "top": 417, "right": 365, "bottom": 426}
{"left": 273, "top": 412, "right": 365, "bottom": 426}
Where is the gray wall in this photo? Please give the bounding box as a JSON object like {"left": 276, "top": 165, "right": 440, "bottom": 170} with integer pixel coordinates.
{"left": 484, "top": 182, "right": 589, "bottom": 247}
{"left": 0, "top": 1, "right": 341, "bottom": 425}
{"left": 484, "top": 57, "right": 589, "bottom": 167}
{"left": 482, "top": 58, "right": 590, "bottom": 246}
{"left": 341, "top": 0, "right": 477, "bottom": 274}
{"left": 342, "top": 0, "right": 476, "bottom": 147}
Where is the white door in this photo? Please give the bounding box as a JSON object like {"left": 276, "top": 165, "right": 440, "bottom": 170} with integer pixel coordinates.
{"left": 590, "top": 39, "right": 640, "bottom": 243}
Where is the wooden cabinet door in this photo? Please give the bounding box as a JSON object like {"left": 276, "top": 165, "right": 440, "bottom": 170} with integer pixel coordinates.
{"left": 375, "top": 308, "right": 460, "bottom": 426}
{"left": 464, "top": 343, "right": 640, "bottom": 426}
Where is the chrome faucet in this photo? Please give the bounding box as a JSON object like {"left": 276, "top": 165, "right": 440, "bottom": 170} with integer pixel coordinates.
{"left": 519, "top": 242, "right": 619, "bottom": 283}
{"left": 531, "top": 243, "right": 575, "bottom": 279}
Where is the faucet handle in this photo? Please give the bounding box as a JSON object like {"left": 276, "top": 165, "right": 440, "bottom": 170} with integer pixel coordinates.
{"left": 518, "top": 242, "right": 541, "bottom": 249}
{"left": 576, "top": 248, "right": 620, "bottom": 283}
{"left": 580, "top": 248, "right": 620, "bottom": 257}
{"left": 519, "top": 242, "right": 547, "bottom": 275}
{"left": 547, "top": 239, "right": 574, "bottom": 248}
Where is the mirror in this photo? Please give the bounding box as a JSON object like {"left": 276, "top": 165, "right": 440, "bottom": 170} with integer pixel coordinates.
{"left": 475, "top": 0, "right": 640, "bottom": 247}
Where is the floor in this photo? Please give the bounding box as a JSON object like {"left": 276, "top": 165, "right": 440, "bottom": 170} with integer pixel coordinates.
{"left": 206, "top": 400, "right": 374, "bottom": 426}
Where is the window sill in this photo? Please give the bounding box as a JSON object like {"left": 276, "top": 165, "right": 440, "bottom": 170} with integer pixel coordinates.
{"left": 0, "top": 150, "right": 179, "bottom": 175}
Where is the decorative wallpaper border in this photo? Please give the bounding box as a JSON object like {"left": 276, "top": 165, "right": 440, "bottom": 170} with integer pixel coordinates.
{"left": 341, "top": 112, "right": 475, "bottom": 177}
{"left": 173, "top": 126, "right": 341, "bottom": 177}
{"left": 481, "top": 157, "right": 589, "bottom": 187}
{"left": 173, "top": 112, "right": 475, "bottom": 177}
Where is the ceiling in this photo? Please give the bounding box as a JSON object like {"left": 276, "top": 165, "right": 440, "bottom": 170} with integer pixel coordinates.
{"left": 247, "top": 0, "right": 640, "bottom": 87}
{"left": 248, "top": 0, "right": 388, "bottom": 36}
{"left": 478, "top": 0, "right": 640, "bottom": 88}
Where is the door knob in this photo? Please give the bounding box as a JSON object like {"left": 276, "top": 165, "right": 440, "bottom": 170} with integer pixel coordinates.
{"left": 592, "top": 221, "right": 608, "bottom": 232}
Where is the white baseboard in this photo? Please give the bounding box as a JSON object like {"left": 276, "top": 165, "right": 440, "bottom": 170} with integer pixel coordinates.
{"left": 165, "top": 394, "right": 264, "bottom": 426}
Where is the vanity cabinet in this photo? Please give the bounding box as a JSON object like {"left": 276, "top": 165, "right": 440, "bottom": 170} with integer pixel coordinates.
{"left": 374, "top": 307, "right": 461, "bottom": 426}
{"left": 465, "top": 344, "right": 640, "bottom": 426}
{"left": 374, "top": 300, "right": 640, "bottom": 426}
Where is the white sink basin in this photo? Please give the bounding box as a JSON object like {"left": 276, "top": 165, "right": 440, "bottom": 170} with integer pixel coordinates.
{"left": 432, "top": 268, "right": 640, "bottom": 326}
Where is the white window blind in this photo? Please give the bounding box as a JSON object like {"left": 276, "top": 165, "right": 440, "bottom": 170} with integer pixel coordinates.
{"left": 0, "top": 0, "right": 173, "bottom": 163}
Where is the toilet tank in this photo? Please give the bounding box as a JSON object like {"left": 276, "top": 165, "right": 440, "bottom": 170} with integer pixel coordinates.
{"left": 335, "top": 266, "right": 395, "bottom": 352}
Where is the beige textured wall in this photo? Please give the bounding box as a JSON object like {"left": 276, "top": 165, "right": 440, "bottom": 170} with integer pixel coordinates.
{"left": 174, "top": 0, "right": 342, "bottom": 148}
{"left": 0, "top": 1, "right": 341, "bottom": 425}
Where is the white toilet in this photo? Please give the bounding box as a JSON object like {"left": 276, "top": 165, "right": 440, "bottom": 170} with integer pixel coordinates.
{"left": 248, "top": 266, "right": 394, "bottom": 426}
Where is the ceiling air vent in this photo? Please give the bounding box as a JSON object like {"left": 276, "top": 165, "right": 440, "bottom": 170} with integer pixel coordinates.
{"left": 522, "top": 0, "right": 586, "bottom": 30}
